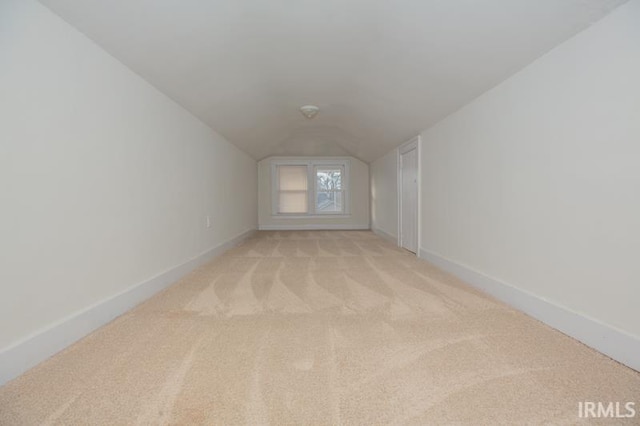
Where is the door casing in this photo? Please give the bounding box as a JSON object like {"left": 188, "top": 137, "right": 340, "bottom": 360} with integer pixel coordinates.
{"left": 397, "top": 136, "right": 421, "bottom": 254}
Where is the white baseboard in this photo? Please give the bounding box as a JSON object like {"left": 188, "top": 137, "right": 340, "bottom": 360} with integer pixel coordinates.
{"left": 0, "top": 229, "right": 256, "bottom": 386}
{"left": 258, "top": 224, "right": 370, "bottom": 231}
{"left": 418, "top": 248, "right": 640, "bottom": 372}
{"left": 371, "top": 227, "right": 398, "bottom": 244}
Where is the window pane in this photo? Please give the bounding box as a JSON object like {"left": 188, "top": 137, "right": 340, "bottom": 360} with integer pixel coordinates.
{"left": 316, "top": 191, "right": 343, "bottom": 213}
{"left": 316, "top": 168, "right": 342, "bottom": 191}
{"left": 279, "top": 166, "right": 308, "bottom": 191}
{"left": 279, "top": 191, "right": 308, "bottom": 213}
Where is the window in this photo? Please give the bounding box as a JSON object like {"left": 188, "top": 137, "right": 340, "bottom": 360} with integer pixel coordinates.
{"left": 277, "top": 165, "right": 308, "bottom": 214}
{"left": 272, "top": 159, "right": 349, "bottom": 217}
{"left": 315, "top": 166, "right": 344, "bottom": 214}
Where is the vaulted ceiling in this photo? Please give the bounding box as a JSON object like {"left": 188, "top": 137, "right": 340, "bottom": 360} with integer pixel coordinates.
{"left": 39, "top": 0, "right": 627, "bottom": 162}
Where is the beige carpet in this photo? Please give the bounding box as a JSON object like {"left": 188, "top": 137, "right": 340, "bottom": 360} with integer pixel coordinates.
{"left": 1, "top": 231, "right": 638, "bottom": 425}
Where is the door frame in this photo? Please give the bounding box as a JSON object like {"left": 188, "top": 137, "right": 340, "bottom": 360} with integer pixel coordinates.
{"left": 397, "top": 135, "right": 421, "bottom": 254}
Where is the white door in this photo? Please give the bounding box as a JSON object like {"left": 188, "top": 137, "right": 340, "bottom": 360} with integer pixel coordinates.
{"left": 400, "top": 147, "right": 418, "bottom": 253}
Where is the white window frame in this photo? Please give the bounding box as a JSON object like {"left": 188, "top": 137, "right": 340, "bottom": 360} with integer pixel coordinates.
{"left": 271, "top": 158, "right": 351, "bottom": 218}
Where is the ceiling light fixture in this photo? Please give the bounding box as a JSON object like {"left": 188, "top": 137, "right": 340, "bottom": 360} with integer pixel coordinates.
{"left": 299, "top": 105, "right": 320, "bottom": 119}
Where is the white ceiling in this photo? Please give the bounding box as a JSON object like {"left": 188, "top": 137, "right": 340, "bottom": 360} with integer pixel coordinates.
{"left": 39, "top": 0, "right": 627, "bottom": 162}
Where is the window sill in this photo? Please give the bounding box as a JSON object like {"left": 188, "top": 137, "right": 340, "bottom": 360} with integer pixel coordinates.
{"left": 271, "top": 214, "right": 352, "bottom": 219}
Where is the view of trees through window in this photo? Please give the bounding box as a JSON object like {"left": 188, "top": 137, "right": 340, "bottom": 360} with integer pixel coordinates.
{"left": 315, "top": 167, "right": 343, "bottom": 213}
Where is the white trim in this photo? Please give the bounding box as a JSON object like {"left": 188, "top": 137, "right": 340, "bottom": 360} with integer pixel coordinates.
{"left": 372, "top": 227, "right": 398, "bottom": 244}
{"left": 0, "top": 229, "right": 256, "bottom": 386}
{"left": 418, "top": 247, "right": 640, "bottom": 372}
{"left": 397, "top": 135, "right": 421, "bottom": 254}
{"left": 259, "top": 224, "right": 369, "bottom": 231}
{"left": 270, "top": 214, "right": 352, "bottom": 220}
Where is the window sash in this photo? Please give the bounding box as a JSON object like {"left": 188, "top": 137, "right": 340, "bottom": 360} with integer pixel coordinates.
{"left": 314, "top": 165, "right": 345, "bottom": 215}
{"left": 277, "top": 165, "right": 308, "bottom": 214}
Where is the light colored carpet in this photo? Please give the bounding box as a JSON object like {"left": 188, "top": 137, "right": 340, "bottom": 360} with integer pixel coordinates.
{"left": 1, "top": 231, "right": 638, "bottom": 425}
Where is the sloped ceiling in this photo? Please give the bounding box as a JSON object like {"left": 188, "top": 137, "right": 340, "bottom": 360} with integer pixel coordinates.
{"left": 39, "top": 0, "right": 627, "bottom": 162}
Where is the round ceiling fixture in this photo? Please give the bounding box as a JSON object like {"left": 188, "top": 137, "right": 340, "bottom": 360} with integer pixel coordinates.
{"left": 299, "top": 105, "right": 320, "bottom": 119}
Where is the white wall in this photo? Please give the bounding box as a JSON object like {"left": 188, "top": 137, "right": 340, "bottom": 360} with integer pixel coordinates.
{"left": 418, "top": 0, "right": 640, "bottom": 366}
{"left": 0, "top": 0, "right": 257, "bottom": 366}
{"left": 258, "top": 157, "right": 369, "bottom": 230}
{"left": 370, "top": 149, "right": 398, "bottom": 241}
